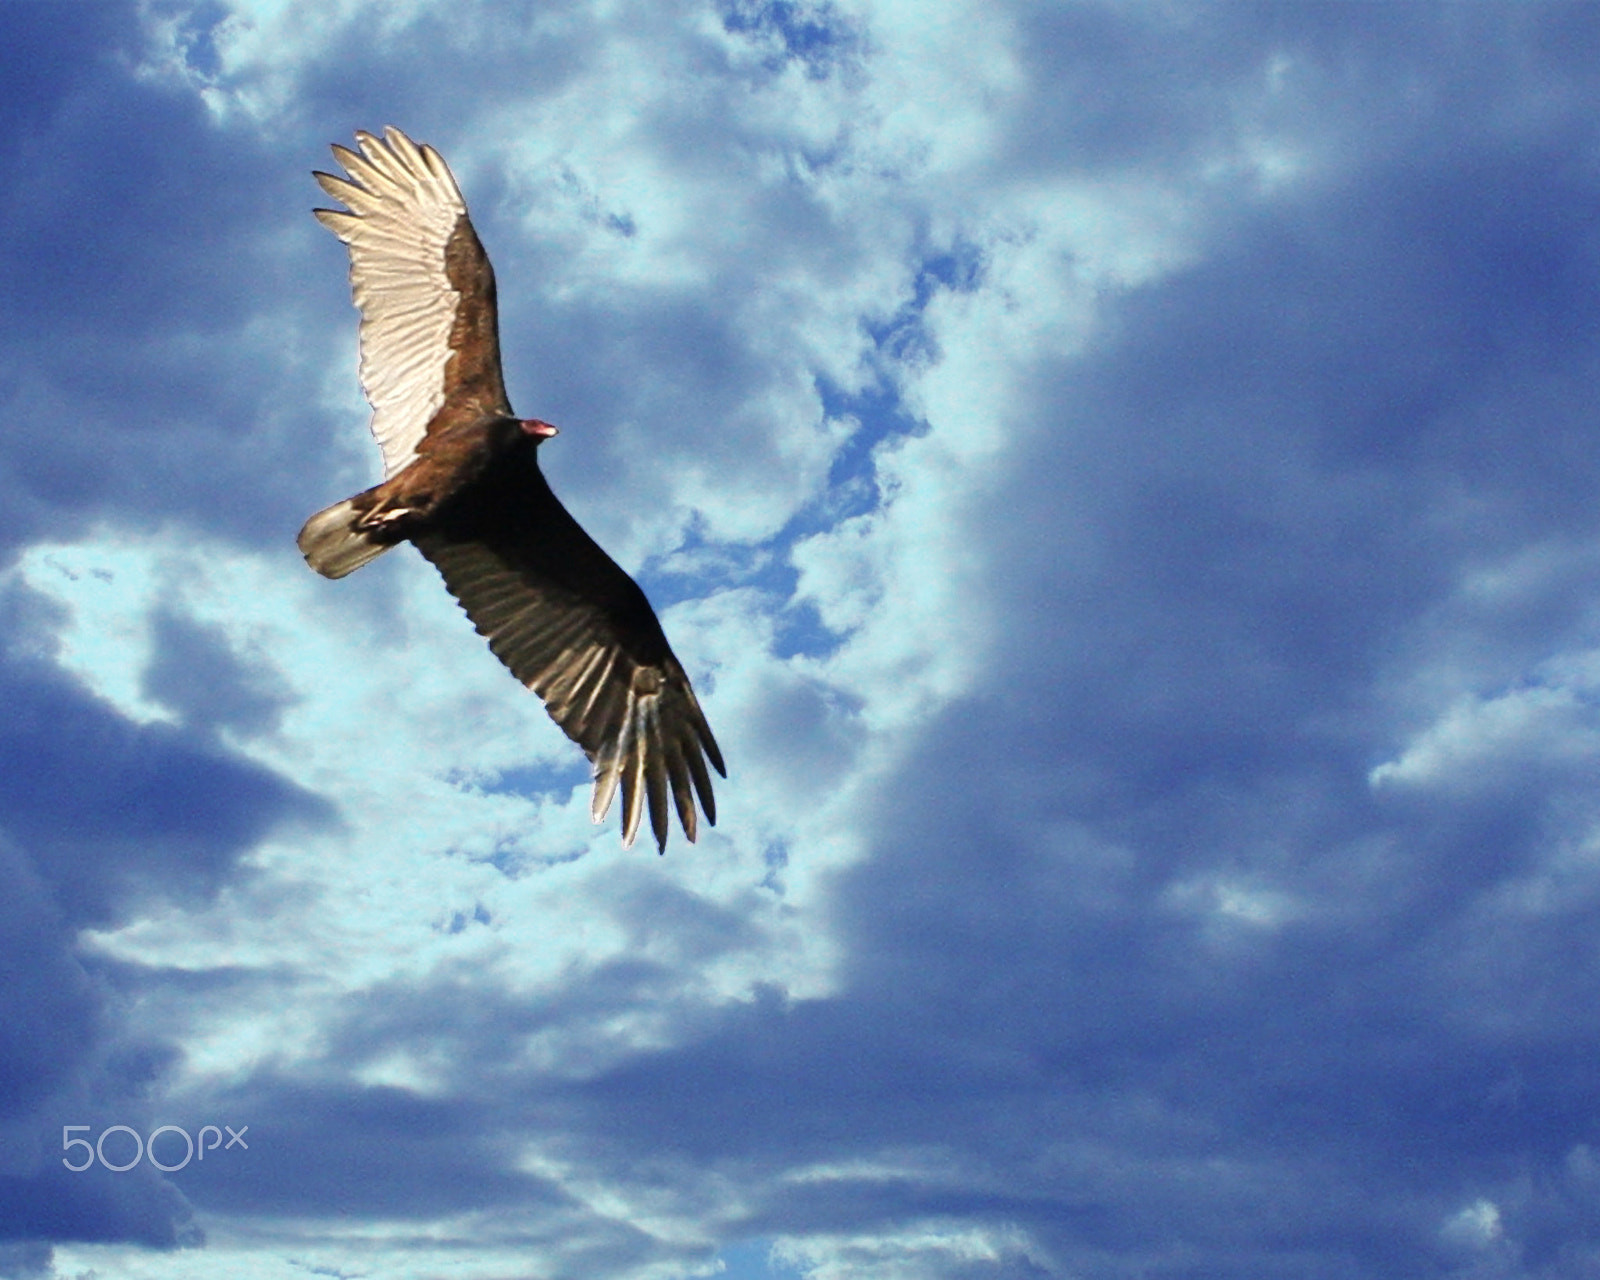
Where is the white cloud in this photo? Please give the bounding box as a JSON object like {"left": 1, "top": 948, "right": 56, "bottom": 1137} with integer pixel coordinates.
{"left": 13, "top": 532, "right": 829, "bottom": 1080}
{"left": 1370, "top": 650, "right": 1600, "bottom": 794}
{"left": 1374, "top": 686, "right": 1591, "bottom": 791}
{"left": 1439, "top": 1197, "right": 1504, "bottom": 1251}
{"left": 135, "top": 0, "right": 436, "bottom": 123}
{"left": 772, "top": 1221, "right": 1047, "bottom": 1280}
{"left": 23, "top": 2, "right": 1529, "bottom": 1276}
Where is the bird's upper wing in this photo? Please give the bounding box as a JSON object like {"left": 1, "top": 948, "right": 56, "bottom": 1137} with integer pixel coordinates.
{"left": 410, "top": 463, "right": 725, "bottom": 852}
{"left": 313, "top": 127, "right": 511, "bottom": 478}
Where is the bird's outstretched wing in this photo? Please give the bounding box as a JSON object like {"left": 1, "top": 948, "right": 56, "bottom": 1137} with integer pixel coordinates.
{"left": 411, "top": 460, "right": 725, "bottom": 852}
{"left": 313, "top": 127, "right": 511, "bottom": 478}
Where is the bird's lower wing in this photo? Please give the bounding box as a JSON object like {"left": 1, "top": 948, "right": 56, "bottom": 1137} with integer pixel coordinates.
{"left": 412, "top": 533, "right": 722, "bottom": 851}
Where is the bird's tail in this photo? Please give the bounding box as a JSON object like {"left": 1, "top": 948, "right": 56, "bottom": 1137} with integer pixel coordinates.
{"left": 298, "top": 497, "right": 393, "bottom": 579}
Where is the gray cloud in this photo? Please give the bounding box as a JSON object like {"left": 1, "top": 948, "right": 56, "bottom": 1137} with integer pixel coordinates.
{"left": 6, "top": 1, "right": 1600, "bottom": 1277}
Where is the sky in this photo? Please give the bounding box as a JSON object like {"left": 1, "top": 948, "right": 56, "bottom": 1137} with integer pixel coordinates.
{"left": 4, "top": 1, "right": 1600, "bottom": 1277}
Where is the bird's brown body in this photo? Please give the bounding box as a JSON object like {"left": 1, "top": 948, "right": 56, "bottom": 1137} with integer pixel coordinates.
{"left": 342, "top": 414, "right": 551, "bottom": 541}
{"left": 298, "top": 128, "right": 723, "bottom": 851}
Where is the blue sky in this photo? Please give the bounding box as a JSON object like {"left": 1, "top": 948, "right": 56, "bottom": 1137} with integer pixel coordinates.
{"left": 4, "top": 1, "right": 1600, "bottom": 1277}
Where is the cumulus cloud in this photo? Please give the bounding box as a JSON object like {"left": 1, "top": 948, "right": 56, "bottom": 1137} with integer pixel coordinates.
{"left": 6, "top": 2, "right": 1600, "bottom": 1278}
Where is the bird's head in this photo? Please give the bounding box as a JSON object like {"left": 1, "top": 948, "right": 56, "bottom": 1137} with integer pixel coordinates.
{"left": 520, "top": 419, "right": 559, "bottom": 441}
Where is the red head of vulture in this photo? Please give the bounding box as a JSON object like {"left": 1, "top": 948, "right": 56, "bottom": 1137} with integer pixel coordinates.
{"left": 299, "top": 127, "right": 724, "bottom": 853}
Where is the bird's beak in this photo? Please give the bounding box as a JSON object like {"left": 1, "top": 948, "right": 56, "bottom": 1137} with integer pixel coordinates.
{"left": 521, "top": 419, "right": 559, "bottom": 438}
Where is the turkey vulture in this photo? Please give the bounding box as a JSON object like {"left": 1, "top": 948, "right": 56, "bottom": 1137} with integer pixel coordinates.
{"left": 298, "top": 127, "right": 724, "bottom": 852}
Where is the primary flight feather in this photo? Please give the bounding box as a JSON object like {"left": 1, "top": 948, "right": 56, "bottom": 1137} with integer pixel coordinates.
{"left": 299, "top": 127, "right": 724, "bottom": 852}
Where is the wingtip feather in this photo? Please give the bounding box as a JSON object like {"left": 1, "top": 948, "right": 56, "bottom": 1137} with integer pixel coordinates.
{"left": 619, "top": 747, "right": 646, "bottom": 850}
{"left": 642, "top": 706, "right": 670, "bottom": 854}
{"left": 591, "top": 755, "right": 621, "bottom": 826}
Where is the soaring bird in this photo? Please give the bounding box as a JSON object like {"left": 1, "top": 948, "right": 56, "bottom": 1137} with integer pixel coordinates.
{"left": 298, "top": 127, "right": 724, "bottom": 852}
